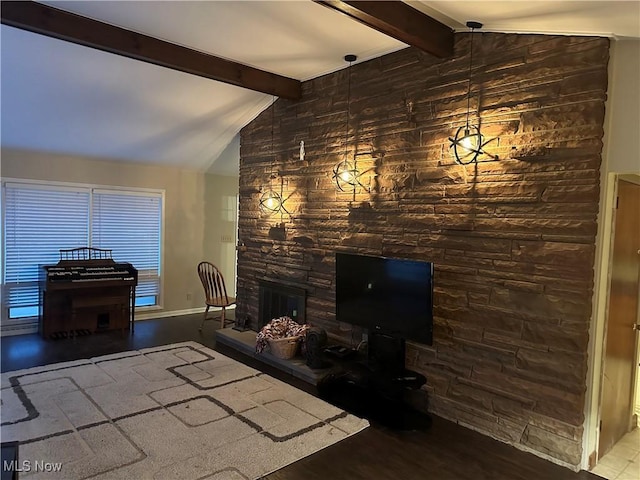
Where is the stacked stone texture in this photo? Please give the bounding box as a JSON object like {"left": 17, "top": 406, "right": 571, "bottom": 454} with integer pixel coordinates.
{"left": 238, "top": 33, "right": 608, "bottom": 469}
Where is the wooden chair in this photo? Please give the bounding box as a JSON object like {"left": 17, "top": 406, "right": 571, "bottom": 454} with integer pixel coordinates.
{"left": 197, "top": 261, "right": 236, "bottom": 330}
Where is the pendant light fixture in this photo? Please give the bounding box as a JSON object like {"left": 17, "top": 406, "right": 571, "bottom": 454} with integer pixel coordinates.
{"left": 449, "top": 21, "right": 484, "bottom": 165}
{"left": 259, "top": 96, "right": 283, "bottom": 215}
{"left": 333, "top": 54, "right": 366, "bottom": 195}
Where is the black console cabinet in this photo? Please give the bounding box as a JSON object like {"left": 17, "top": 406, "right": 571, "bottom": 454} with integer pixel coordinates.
{"left": 317, "top": 344, "right": 431, "bottom": 431}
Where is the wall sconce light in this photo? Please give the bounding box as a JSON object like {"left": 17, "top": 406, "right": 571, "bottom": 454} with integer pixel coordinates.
{"left": 332, "top": 54, "right": 366, "bottom": 195}
{"left": 449, "top": 21, "right": 485, "bottom": 165}
{"left": 259, "top": 96, "right": 284, "bottom": 215}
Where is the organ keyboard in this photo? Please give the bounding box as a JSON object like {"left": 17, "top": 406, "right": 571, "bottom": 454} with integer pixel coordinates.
{"left": 45, "top": 264, "right": 137, "bottom": 283}
{"left": 40, "top": 248, "right": 138, "bottom": 338}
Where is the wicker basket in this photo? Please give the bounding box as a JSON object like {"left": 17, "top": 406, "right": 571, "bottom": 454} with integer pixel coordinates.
{"left": 267, "top": 336, "right": 301, "bottom": 359}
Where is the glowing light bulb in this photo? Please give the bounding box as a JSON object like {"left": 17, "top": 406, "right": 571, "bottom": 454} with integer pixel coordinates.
{"left": 340, "top": 170, "right": 353, "bottom": 182}
{"left": 461, "top": 135, "right": 474, "bottom": 150}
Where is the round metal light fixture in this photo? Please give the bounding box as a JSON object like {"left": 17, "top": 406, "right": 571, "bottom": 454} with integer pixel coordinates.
{"left": 259, "top": 96, "right": 283, "bottom": 216}
{"left": 450, "top": 21, "right": 485, "bottom": 165}
{"left": 333, "top": 158, "right": 364, "bottom": 192}
{"left": 451, "top": 125, "right": 484, "bottom": 165}
{"left": 332, "top": 54, "right": 365, "bottom": 194}
{"left": 259, "top": 189, "right": 283, "bottom": 215}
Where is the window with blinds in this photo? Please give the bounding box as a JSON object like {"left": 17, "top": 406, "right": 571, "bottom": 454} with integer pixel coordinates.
{"left": 2, "top": 181, "right": 163, "bottom": 325}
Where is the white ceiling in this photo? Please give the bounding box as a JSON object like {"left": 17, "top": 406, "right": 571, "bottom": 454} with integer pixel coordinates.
{"left": 2, "top": 1, "right": 639, "bottom": 176}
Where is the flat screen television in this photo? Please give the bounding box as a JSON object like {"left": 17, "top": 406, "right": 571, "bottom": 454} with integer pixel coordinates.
{"left": 335, "top": 252, "right": 433, "bottom": 345}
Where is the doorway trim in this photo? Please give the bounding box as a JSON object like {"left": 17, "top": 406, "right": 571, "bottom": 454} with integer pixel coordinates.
{"left": 583, "top": 172, "right": 640, "bottom": 470}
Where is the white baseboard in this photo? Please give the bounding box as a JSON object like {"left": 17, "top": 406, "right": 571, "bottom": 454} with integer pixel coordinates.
{"left": 135, "top": 305, "right": 236, "bottom": 321}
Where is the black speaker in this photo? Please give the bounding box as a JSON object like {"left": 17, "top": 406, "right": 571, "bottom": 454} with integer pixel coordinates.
{"left": 368, "top": 332, "right": 405, "bottom": 376}
{"left": 305, "top": 327, "right": 329, "bottom": 369}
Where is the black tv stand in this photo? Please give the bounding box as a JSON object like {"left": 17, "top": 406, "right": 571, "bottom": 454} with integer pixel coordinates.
{"left": 318, "top": 364, "right": 430, "bottom": 430}
{"left": 317, "top": 332, "right": 431, "bottom": 431}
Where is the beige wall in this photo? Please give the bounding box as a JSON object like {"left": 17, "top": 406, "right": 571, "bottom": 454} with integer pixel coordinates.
{"left": 203, "top": 177, "right": 238, "bottom": 295}
{"left": 603, "top": 39, "right": 640, "bottom": 174}
{"left": 585, "top": 38, "right": 640, "bottom": 468}
{"left": 0, "top": 148, "right": 238, "bottom": 316}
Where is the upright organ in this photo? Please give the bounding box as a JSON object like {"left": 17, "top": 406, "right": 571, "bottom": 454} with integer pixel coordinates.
{"left": 40, "top": 247, "right": 138, "bottom": 338}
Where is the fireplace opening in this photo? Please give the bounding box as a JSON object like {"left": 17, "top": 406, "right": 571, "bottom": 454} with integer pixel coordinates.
{"left": 258, "top": 280, "right": 306, "bottom": 329}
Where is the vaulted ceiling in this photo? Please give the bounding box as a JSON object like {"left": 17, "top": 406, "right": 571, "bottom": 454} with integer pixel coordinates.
{"left": 2, "top": 1, "right": 639, "bottom": 176}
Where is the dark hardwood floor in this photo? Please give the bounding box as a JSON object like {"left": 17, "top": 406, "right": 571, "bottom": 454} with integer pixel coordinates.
{"left": 1, "top": 313, "right": 216, "bottom": 372}
{"left": 1, "top": 314, "right": 602, "bottom": 480}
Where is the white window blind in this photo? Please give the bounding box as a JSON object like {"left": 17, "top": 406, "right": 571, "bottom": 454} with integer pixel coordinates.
{"left": 3, "top": 184, "right": 90, "bottom": 318}
{"left": 91, "top": 190, "right": 161, "bottom": 300}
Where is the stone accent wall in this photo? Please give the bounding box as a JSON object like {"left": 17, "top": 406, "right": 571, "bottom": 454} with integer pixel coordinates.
{"left": 238, "top": 33, "right": 609, "bottom": 469}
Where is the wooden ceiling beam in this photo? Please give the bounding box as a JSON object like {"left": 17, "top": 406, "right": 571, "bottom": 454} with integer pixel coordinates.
{"left": 1, "top": 1, "right": 302, "bottom": 100}
{"left": 314, "top": 1, "right": 454, "bottom": 58}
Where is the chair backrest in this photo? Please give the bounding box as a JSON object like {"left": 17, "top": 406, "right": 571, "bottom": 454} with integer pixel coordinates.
{"left": 197, "top": 261, "right": 230, "bottom": 304}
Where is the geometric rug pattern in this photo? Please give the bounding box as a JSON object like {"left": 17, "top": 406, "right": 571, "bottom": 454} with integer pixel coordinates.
{"left": 1, "top": 341, "right": 369, "bottom": 479}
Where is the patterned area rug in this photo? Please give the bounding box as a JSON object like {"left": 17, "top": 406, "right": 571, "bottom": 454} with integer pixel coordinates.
{"left": 1, "top": 341, "right": 369, "bottom": 479}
